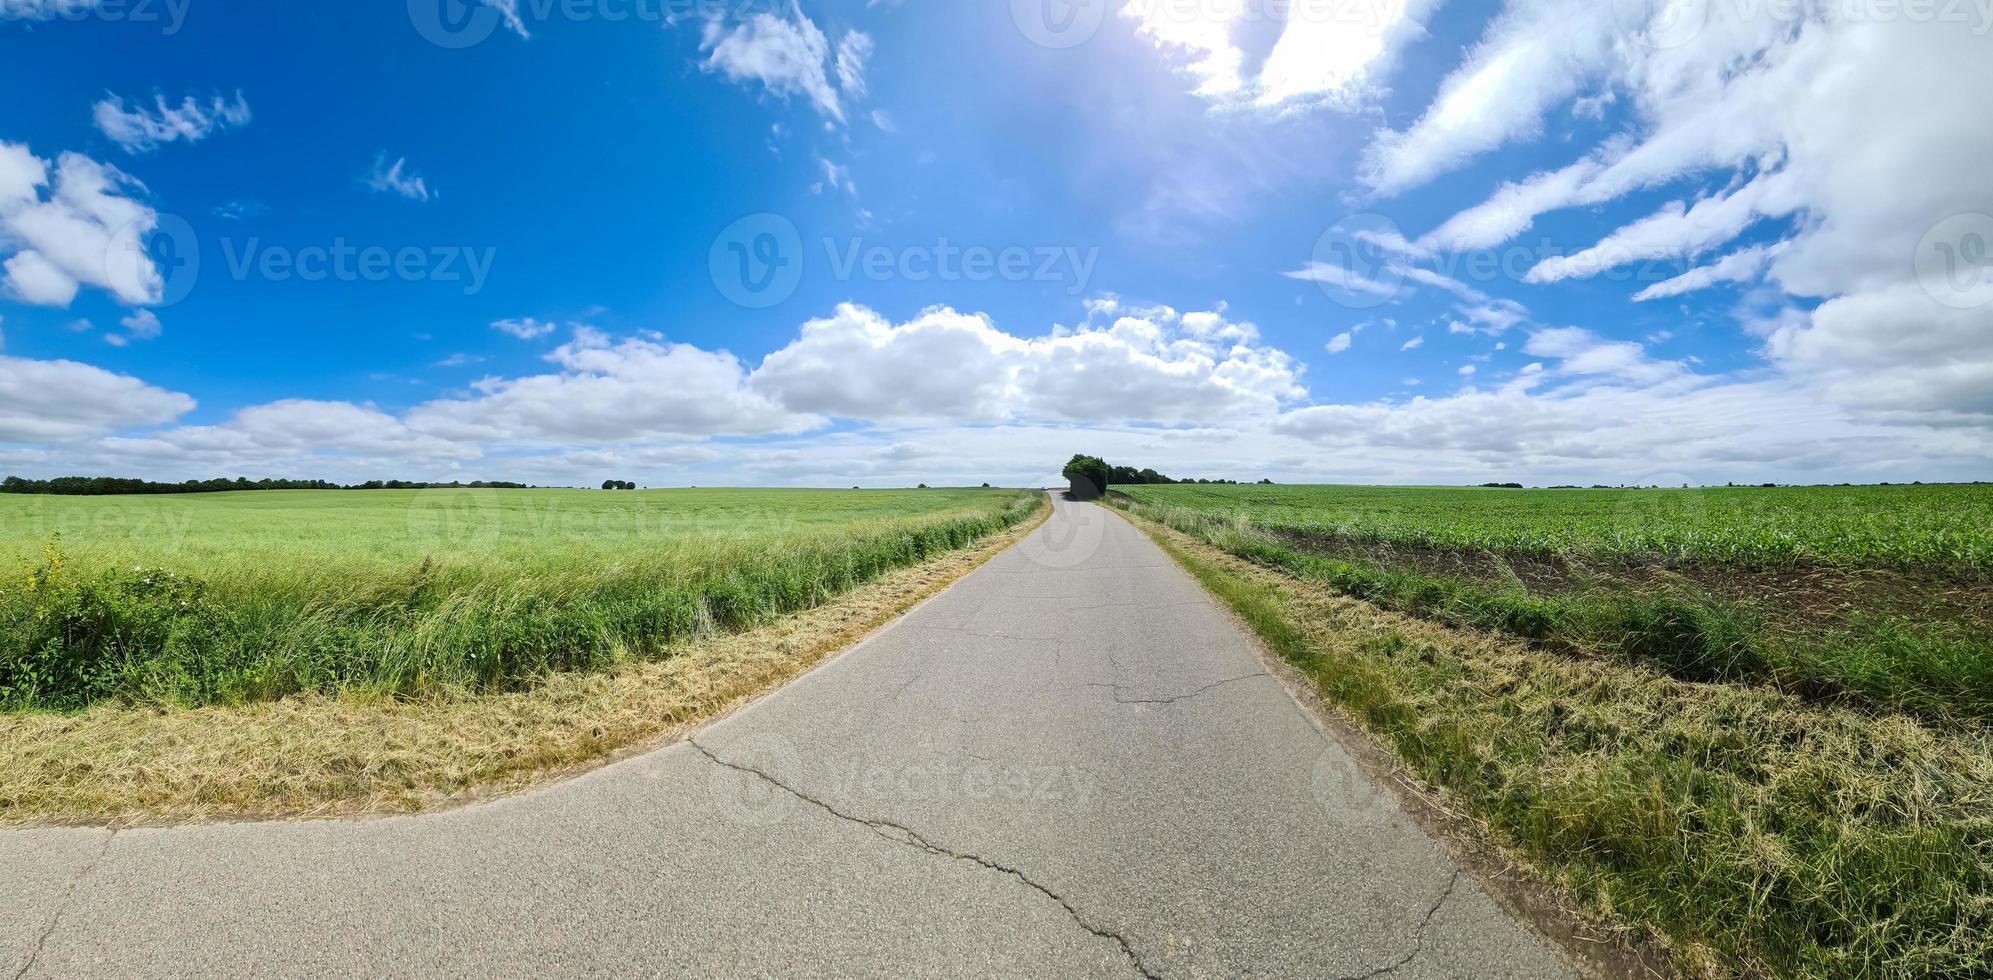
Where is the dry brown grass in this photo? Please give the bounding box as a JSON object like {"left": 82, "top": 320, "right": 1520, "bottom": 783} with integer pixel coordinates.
{"left": 0, "top": 500, "right": 1049, "bottom": 828}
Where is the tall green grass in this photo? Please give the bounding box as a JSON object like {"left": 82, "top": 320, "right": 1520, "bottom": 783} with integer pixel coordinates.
{"left": 0, "top": 488, "right": 1039, "bottom": 710}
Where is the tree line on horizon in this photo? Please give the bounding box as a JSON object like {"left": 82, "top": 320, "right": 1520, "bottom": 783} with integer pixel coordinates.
{"left": 1062, "top": 455, "right": 1269, "bottom": 499}
{"left": 0, "top": 476, "right": 536, "bottom": 496}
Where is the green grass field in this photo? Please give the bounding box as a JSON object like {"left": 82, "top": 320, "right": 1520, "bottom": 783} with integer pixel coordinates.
{"left": 0, "top": 488, "right": 1039, "bottom": 711}
{"left": 1115, "top": 484, "right": 1993, "bottom": 721}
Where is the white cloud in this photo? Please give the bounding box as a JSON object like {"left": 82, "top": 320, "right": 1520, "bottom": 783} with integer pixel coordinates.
{"left": 1400, "top": 335, "right": 1423, "bottom": 351}
{"left": 1526, "top": 170, "right": 1798, "bottom": 284}
{"left": 0, "top": 0, "right": 103, "bottom": 18}
{"left": 366, "top": 154, "right": 431, "bottom": 202}
{"left": 406, "top": 327, "right": 816, "bottom": 445}
{"left": 1389, "top": 8, "right": 1993, "bottom": 429}
{"left": 750, "top": 303, "right": 1305, "bottom": 425}
{"left": 3, "top": 251, "right": 78, "bottom": 306}
{"left": 1126, "top": 0, "right": 1440, "bottom": 110}
{"left": 0, "top": 354, "right": 192, "bottom": 441}
{"left": 1634, "top": 242, "right": 1783, "bottom": 301}
{"left": 484, "top": 0, "right": 529, "bottom": 39}
{"left": 1325, "top": 331, "right": 1352, "bottom": 354}
{"left": 1524, "top": 326, "right": 1684, "bottom": 385}
{"left": 1767, "top": 285, "right": 1993, "bottom": 422}
{"left": 1283, "top": 260, "right": 1399, "bottom": 298}
{"left": 3, "top": 293, "right": 1985, "bottom": 486}
{"left": 700, "top": 6, "right": 867, "bottom": 123}
{"left": 0, "top": 145, "right": 163, "bottom": 308}
{"left": 834, "top": 30, "right": 873, "bottom": 100}
{"left": 811, "top": 156, "right": 855, "bottom": 196}
{"left": 1417, "top": 158, "right": 1602, "bottom": 252}
{"left": 92, "top": 91, "right": 251, "bottom": 154}
{"left": 1361, "top": 0, "right": 1619, "bottom": 195}
{"left": 491, "top": 317, "right": 559, "bottom": 340}
{"left": 119, "top": 308, "right": 162, "bottom": 341}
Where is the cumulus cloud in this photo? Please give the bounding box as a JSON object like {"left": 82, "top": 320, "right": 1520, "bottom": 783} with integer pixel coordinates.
{"left": 405, "top": 327, "right": 817, "bottom": 445}
{"left": 0, "top": 354, "right": 192, "bottom": 441}
{"left": 93, "top": 91, "right": 251, "bottom": 153}
{"left": 749, "top": 303, "right": 1305, "bottom": 425}
{"left": 0, "top": 143, "right": 164, "bottom": 308}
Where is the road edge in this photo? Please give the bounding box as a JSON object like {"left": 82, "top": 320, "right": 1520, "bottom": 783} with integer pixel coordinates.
{"left": 1106, "top": 503, "right": 1676, "bottom": 980}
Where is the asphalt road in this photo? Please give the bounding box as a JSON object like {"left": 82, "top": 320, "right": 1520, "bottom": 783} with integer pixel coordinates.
{"left": 2, "top": 496, "right": 1576, "bottom": 978}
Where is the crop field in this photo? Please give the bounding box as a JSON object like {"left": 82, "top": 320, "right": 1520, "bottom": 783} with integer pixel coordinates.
{"left": 1118, "top": 482, "right": 1993, "bottom": 569}
{"left": 1112, "top": 484, "right": 1993, "bottom": 976}
{"left": 0, "top": 488, "right": 1040, "bottom": 712}
{"left": 1116, "top": 483, "right": 1993, "bottom": 721}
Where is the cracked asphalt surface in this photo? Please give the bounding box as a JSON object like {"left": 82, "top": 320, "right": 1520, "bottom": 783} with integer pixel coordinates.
{"left": 2, "top": 495, "right": 1576, "bottom": 978}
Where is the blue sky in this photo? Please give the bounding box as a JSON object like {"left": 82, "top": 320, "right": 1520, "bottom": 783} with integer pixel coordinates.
{"left": 1, "top": 0, "right": 1989, "bottom": 486}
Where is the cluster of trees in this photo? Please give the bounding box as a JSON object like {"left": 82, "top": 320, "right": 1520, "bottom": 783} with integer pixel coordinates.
{"left": 1063, "top": 455, "right": 1271, "bottom": 498}
{"left": 0, "top": 476, "right": 534, "bottom": 496}
{"left": 601, "top": 480, "right": 639, "bottom": 491}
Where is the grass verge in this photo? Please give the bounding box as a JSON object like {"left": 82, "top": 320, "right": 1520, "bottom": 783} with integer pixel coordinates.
{"left": 1120, "top": 507, "right": 1993, "bottom": 979}
{"left": 0, "top": 498, "right": 1049, "bottom": 827}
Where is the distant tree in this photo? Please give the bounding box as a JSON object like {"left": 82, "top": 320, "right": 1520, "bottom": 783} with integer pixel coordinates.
{"left": 1258, "top": 478, "right": 1274, "bottom": 485}
{"left": 1062, "top": 454, "right": 1109, "bottom": 500}
{"left": 917, "top": 483, "right": 930, "bottom": 489}
{"left": 981, "top": 482, "right": 992, "bottom": 488}
{"left": 603, "top": 480, "right": 617, "bottom": 491}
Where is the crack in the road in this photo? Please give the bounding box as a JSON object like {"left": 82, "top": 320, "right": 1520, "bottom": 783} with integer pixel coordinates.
{"left": 689, "top": 739, "right": 1162, "bottom": 980}
{"left": 1335, "top": 869, "right": 1463, "bottom": 980}
{"left": 1088, "top": 672, "right": 1270, "bottom": 706}
{"left": 12, "top": 831, "right": 116, "bottom": 980}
